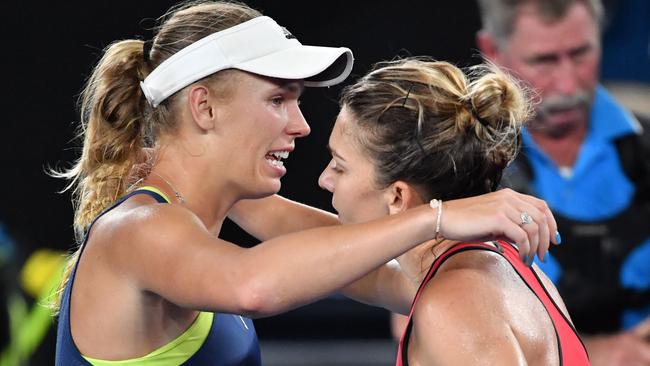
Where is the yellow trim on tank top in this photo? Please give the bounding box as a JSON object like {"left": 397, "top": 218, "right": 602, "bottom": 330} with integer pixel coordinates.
{"left": 82, "top": 311, "right": 214, "bottom": 366}
{"left": 137, "top": 186, "right": 172, "bottom": 204}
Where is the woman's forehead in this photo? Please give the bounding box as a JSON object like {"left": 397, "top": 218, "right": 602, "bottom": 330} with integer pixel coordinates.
{"left": 330, "top": 111, "right": 369, "bottom": 161}
{"left": 330, "top": 111, "right": 352, "bottom": 145}
{"left": 333, "top": 107, "right": 355, "bottom": 134}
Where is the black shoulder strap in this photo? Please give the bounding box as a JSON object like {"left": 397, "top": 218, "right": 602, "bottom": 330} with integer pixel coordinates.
{"left": 501, "top": 149, "right": 535, "bottom": 194}
{"left": 615, "top": 114, "right": 650, "bottom": 204}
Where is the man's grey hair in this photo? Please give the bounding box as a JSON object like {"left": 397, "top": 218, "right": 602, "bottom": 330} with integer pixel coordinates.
{"left": 476, "top": 0, "right": 604, "bottom": 43}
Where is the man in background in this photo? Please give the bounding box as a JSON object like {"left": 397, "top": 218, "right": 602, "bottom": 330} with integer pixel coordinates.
{"left": 476, "top": 0, "right": 650, "bottom": 364}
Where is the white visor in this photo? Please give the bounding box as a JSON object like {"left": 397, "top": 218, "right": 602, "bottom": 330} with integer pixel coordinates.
{"left": 140, "top": 16, "right": 354, "bottom": 107}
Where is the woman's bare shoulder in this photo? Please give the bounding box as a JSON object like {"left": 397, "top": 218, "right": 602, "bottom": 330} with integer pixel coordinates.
{"left": 408, "top": 251, "right": 526, "bottom": 364}
{"left": 88, "top": 196, "right": 211, "bottom": 265}
{"left": 416, "top": 252, "right": 505, "bottom": 318}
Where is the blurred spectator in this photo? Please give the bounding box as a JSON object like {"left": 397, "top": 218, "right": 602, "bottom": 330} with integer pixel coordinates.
{"left": 475, "top": 0, "right": 650, "bottom": 365}
{"left": 0, "top": 223, "right": 65, "bottom": 365}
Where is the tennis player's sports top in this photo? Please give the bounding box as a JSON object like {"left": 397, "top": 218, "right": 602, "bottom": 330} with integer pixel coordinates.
{"left": 55, "top": 187, "right": 261, "bottom": 366}
{"left": 396, "top": 240, "right": 589, "bottom": 366}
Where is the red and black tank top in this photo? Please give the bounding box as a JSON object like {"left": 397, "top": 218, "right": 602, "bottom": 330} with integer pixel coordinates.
{"left": 396, "top": 241, "right": 589, "bottom": 366}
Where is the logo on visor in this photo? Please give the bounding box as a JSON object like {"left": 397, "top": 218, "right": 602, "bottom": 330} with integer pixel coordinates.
{"left": 282, "top": 27, "right": 297, "bottom": 40}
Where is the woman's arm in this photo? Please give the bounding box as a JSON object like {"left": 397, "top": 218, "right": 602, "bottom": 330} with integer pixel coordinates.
{"left": 229, "top": 190, "right": 557, "bottom": 312}
{"left": 231, "top": 190, "right": 557, "bottom": 263}
{"left": 340, "top": 259, "right": 417, "bottom": 315}
{"left": 230, "top": 195, "right": 416, "bottom": 314}
{"left": 228, "top": 195, "right": 340, "bottom": 240}
{"left": 117, "top": 189, "right": 555, "bottom": 318}
{"left": 118, "top": 201, "right": 436, "bottom": 318}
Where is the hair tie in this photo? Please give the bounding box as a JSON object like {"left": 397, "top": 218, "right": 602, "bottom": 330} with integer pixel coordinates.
{"left": 143, "top": 39, "right": 153, "bottom": 63}
{"left": 469, "top": 103, "right": 490, "bottom": 127}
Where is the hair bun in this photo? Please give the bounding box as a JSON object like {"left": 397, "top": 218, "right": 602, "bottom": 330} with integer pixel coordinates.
{"left": 465, "top": 63, "right": 530, "bottom": 131}
{"left": 465, "top": 99, "right": 491, "bottom": 128}
{"left": 461, "top": 63, "right": 531, "bottom": 169}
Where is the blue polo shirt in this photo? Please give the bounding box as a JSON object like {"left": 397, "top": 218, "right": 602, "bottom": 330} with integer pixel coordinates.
{"left": 528, "top": 86, "right": 650, "bottom": 329}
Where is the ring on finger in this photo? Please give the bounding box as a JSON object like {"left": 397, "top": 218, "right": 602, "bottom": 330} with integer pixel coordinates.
{"left": 520, "top": 211, "right": 533, "bottom": 226}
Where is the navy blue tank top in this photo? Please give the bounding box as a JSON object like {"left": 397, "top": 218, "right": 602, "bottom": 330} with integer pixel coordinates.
{"left": 55, "top": 189, "right": 261, "bottom": 365}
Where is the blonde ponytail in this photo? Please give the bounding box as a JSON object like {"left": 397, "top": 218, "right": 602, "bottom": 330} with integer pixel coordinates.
{"left": 57, "top": 39, "right": 150, "bottom": 236}
{"left": 50, "top": 40, "right": 149, "bottom": 311}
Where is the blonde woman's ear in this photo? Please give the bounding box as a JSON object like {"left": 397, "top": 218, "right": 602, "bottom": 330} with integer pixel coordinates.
{"left": 188, "top": 85, "right": 216, "bottom": 130}
{"left": 387, "top": 181, "right": 424, "bottom": 215}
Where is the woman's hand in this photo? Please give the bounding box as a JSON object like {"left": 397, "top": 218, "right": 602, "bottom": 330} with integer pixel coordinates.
{"left": 440, "top": 188, "right": 558, "bottom": 264}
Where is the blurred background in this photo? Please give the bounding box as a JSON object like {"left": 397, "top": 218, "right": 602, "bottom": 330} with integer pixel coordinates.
{"left": 1, "top": 0, "right": 647, "bottom": 365}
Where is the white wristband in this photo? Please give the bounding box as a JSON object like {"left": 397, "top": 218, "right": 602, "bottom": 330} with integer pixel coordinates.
{"left": 429, "top": 199, "right": 443, "bottom": 239}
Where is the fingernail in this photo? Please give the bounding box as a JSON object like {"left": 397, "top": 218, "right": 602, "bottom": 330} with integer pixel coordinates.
{"left": 540, "top": 255, "right": 546, "bottom": 263}
{"left": 523, "top": 255, "right": 528, "bottom": 265}
{"left": 555, "top": 231, "right": 562, "bottom": 245}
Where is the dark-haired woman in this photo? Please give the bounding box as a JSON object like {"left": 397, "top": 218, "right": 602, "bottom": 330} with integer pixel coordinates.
{"left": 235, "top": 58, "right": 585, "bottom": 365}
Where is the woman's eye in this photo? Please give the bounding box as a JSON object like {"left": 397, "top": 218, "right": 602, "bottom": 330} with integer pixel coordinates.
{"left": 271, "top": 96, "right": 284, "bottom": 106}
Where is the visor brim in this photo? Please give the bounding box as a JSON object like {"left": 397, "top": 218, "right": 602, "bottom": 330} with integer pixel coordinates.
{"left": 236, "top": 45, "right": 353, "bottom": 87}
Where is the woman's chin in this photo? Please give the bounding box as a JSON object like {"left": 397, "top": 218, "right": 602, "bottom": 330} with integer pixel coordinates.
{"left": 244, "top": 180, "right": 282, "bottom": 200}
